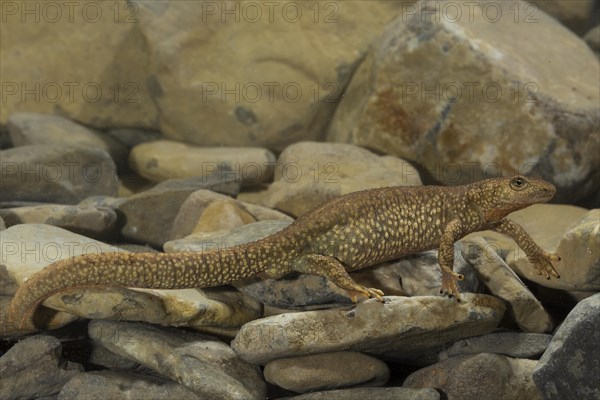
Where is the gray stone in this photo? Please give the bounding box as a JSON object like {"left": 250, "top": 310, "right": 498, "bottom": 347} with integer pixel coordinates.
{"left": 238, "top": 142, "right": 421, "bottom": 217}
{"left": 7, "top": 113, "right": 128, "bottom": 167}
{"left": 130, "top": 1, "right": 410, "bottom": 150}
{"left": 460, "top": 237, "right": 553, "bottom": 333}
{"left": 439, "top": 332, "right": 553, "bottom": 361}
{"left": 284, "top": 387, "right": 440, "bottom": 400}
{"left": 231, "top": 294, "right": 505, "bottom": 365}
{"left": 0, "top": 335, "right": 83, "bottom": 399}
{"left": 264, "top": 351, "right": 389, "bottom": 393}
{"left": 0, "top": 145, "right": 118, "bottom": 204}
{"left": 170, "top": 189, "right": 292, "bottom": 240}
{"left": 328, "top": 0, "right": 600, "bottom": 202}
{"left": 0, "top": 205, "right": 117, "bottom": 239}
{"left": 404, "top": 353, "right": 543, "bottom": 400}
{"left": 0, "top": 216, "right": 5, "bottom": 231}
{"left": 58, "top": 370, "right": 203, "bottom": 400}
{"left": 129, "top": 140, "right": 276, "bottom": 187}
{"left": 118, "top": 175, "right": 240, "bottom": 246}
{"left": 87, "top": 344, "right": 138, "bottom": 370}
{"left": 89, "top": 320, "right": 266, "bottom": 400}
{"left": 1, "top": 224, "right": 261, "bottom": 335}
{"left": 533, "top": 293, "right": 600, "bottom": 400}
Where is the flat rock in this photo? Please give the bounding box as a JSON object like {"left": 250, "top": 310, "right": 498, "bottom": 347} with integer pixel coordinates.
{"left": 533, "top": 293, "right": 600, "bottom": 400}
{"left": 264, "top": 351, "right": 389, "bottom": 393}
{"left": 439, "top": 332, "right": 552, "bottom": 361}
{"left": 170, "top": 189, "right": 292, "bottom": 240}
{"left": 1, "top": 224, "right": 261, "bottom": 335}
{"left": 403, "top": 353, "right": 542, "bottom": 400}
{"left": 118, "top": 175, "right": 240, "bottom": 246}
{"left": 284, "top": 387, "right": 440, "bottom": 400}
{"left": 130, "top": 140, "right": 276, "bottom": 187}
{"left": 107, "top": 128, "right": 164, "bottom": 148}
{"left": 89, "top": 320, "right": 266, "bottom": 400}
{"left": 0, "top": 204, "right": 117, "bottom": 239}
{"left": 328, "top": 1, "right": 600, "bottom": 201}
{"left": 7, "top": 113, "right": 128, "bottom": 167}
{"left": 59, "top": 370, "right": 203, "bottom": 400}
{"left": 130, "top": 1, "right": 409, "bottom": 150}
{"left": 0, "top": 145, "right": 118, "bottom": 204}
{"left": 237, "top": 141, "right": 421, "bottom": 217}
{"left": 461, "top": 237, "right": 553, "bottom": 333}
{"left": 231, "top": 294, "right": 505, "bottom": 365}
{"left": 0, "top": 335, "right": 83, "bottom": 399}
{"left": 192, "top": 199, "right": 257, "bottom": 233}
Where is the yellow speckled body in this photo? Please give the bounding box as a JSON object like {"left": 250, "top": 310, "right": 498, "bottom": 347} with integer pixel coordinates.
{"left": 7, "top": 175, "right": 561, "bottom": 331}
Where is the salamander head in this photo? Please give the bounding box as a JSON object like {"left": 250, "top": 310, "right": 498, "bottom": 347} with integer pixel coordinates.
{"left": 467, "top": 175, "right": 556, "bottom": 223}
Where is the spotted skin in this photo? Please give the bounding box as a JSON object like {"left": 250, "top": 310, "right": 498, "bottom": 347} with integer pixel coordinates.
{"left": 7, "top": 175, "right": 560, "bottom": 332}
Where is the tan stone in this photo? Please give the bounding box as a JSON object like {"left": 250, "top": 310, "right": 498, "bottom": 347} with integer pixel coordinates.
{"left": 0, "top": 0, "right": 156, "bottom": 128}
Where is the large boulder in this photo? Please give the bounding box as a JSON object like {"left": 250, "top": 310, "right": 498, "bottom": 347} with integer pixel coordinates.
{"left": 328, "top": 0, "right": 600, "bottom": 201}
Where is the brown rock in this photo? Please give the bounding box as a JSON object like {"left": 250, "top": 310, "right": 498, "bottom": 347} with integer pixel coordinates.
{"left": 328, "top": 0, "right": 600, "bottom": 201}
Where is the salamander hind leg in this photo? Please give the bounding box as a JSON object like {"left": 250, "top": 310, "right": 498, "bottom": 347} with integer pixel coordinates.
{"left": 291, "top": 254, "right": 384, "bottom": 303}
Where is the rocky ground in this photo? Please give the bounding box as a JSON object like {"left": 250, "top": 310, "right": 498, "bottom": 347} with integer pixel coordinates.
{"left": 1, "top": 1, "right": 599, "bottom": 399}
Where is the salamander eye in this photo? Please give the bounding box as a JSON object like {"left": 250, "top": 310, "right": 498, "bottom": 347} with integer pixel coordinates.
{"left": 510, "top": 176, "right": 528, "bottom": 190}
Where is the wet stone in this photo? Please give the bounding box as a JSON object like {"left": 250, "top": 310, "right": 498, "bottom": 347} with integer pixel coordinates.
{"left": 231, "top": 294, "right": 506, "bottom": 365}
{"left": 0, "top": 145, "right": 118, "bottom": 204}
{"left": 89, "top": 320, "right": 266, "bottom": 400}
{"left": 533, "top": 293, "right": 600, "bottom": 400}
{"left": 0, "top": 204, "right": 117, "bottom": 239}
{"left": 0, "top": 335, "right": 83, "bottom": 399}
{"left": 118, "top": 175, "right": 240, "bottom": 247}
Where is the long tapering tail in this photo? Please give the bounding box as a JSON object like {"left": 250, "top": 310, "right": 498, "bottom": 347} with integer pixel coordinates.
{"left": 7, "top": 242, "right": 280, "bottom": 332}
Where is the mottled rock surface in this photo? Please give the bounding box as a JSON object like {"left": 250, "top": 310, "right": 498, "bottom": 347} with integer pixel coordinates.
{"left": 328, "top": 0, "right": 600, "bottom": 201}
{"left": 404, "top": 353, "right": 543, "bottom": 400}
{"left": 238, "top": 142, "right": 421, "bottom": 217}
{"left": 533, "top": 293, "right": 600, "bottom": 400}
{"left": 232, "top": 294, "right": 505, "bottom": 365}
{"left": 0, "top": 145, "right": 118, "bottom": 204}
{"left": 0, "top": 335, "right": 83, "bottom": 399}
{"left": 89, "top": 320, "right": 266, "bottom": 400}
